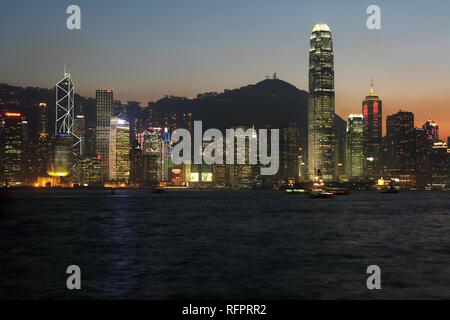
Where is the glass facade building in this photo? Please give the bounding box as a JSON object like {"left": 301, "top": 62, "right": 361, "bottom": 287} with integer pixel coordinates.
{"left": 362, "top": 83, "right": 382, "bottom": 179}
{"left": 96, "top": 89, "right": 114, "bottom": 180}
{"left": 109, "top": 117, "right": 131, "bottom": 182}
{"left": 346, "top": 114, "right": 365, "bottom": 180}
{"left": 308, "top": 23, "right": 336, "bottom": 181}
{"left": 0, "top": 112, "right": 24, "bottom": 186}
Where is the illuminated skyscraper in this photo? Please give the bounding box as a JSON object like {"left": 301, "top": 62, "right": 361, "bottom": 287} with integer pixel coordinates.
{"left": 140, "top": 127, "right": 163, "bottom": 184}
{"left": 384, "top": 110, "right": 416, "bottom": 186}
{"left": 346, "top": 114, "right": 364, "bottom": 180}
{"left": 414, "top": 128, "right": 432, "bottom": 187}
{"left": 56, "top": 71, "right": 75, "bottom": 136}
{"left": 36, "top": 103, "right": 49, "bottom": 177}
{"left": 0, "top": 112, "right": 24, "bottom": 186}
{"left": 308, "top": 23, "right": 336, "bottom": 181}
{"left": 280, "top": 124, "right": 300, "bottom": 186}
{"left": 430, "top": 141, "right": 449, "bottom": 186}
{"left": 51, "top": 71, "right": 79, "bottom": 182}
{"left": 74, "top": 113, "right": 86, "bottom": 157}
{"left": 362, "top": 81, "right": 382, "bottom": 179}
{"left": 161, "top": 128, "right": 172, "bottom": 182}
{"left": 38, "top": 102, "right": 48, "bottom": 134}
{"left": 423, "top": 119, "right": 439, "bottom": 142}
{"left": 96, "top": 89, "right": 114, "bottom": 180}
{"left": 109, "top": 117, "right": 131, "bottom": 182}
{"left": 55, "top": 70, "right": 80, "bottom": 153}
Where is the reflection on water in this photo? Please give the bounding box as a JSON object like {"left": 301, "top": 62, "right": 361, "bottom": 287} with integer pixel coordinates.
{"left": 0, "top": 190, "right": 449, "bottom": 299}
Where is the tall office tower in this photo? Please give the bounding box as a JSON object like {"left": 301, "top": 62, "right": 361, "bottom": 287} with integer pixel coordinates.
{"left": 362, "top": 81, "right": 383, "bottom": 179}
{"left": 385, "top": 110, "right": 416, "bottom": 184}
{"left": 109, "top": 117, "right": 131, "bottom": 182}
{"left": 56, "top": 71, "right": 79, "bottom": 145}
{"left": 227, "top": 126, "right": 261, "bottom": 189}
{"left": 85, "top": 127, "right": 97, "bottom": 157}
{"left": 21, "top": 119, "right": 34, "bottom": 183}
{"left": 96, "top": 89, "right": 114, "bottom": 180}
{"left": 0, "top": 112, "right": 24, "bottom": 186}
{"left": 279, "top": 124, "right": 300, "bottom": 186}
{"left": 140, "top": 127, "right": 163, "bottom": 184}
{"left": 346, "top": 114, "right": 365, "bottom": 180}
{"left": 74, "top": 112, "right": 86, "bottom": 157}
{"left": 161, "top": 128, "right": 173, "bottom": 182}
{"left": 414, "top": 128, "right": 432, "bottom": 187}
{"left": 38, "top": 102, "right": 48, "bottom": 134}
{"left": 36, "top": 103, "right": 49, "bottom": 177}
{"left": 430, "top": 141, "right": 449, "bottom": 186}
{"left": 423, "top": 119, "right": 439, "bottom": 142}
{"left": 308, "top": 23, "right": 336, "bottom": 181}
{"left": 53, "top": 70, "right": 79, "bottom": 182}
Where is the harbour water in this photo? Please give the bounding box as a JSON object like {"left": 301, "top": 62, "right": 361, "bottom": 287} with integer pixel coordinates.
{"left": 0, "top": 190, "right": 449, "bottom": 299}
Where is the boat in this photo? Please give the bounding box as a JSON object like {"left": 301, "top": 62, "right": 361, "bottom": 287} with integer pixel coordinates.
{"left": 285, "top": 183, "right": 312, "bottom": 194}
{"left": 285, "top": 188, "right": 309, "bottom": 194}
{"left": 379, "top": 185, "right": 399, "bottom": 194}
{"left": 153, "top": 186, "right": 166, "bottom": 194}
{"left": 325, "top": 187, "right": 350, "bottom": 195}
{"left": 310, "top": 189, "right": 334, "bottom": 198}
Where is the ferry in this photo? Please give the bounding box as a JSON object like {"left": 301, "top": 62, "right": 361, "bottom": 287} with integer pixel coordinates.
{"left": 377, "top": 178, "right": 400, "bottom": 194}
{"left": 285, "top": 183, "right": 311, "bottom": 194}
{"left": 153, "top": 186, "right": 166, "bottom": 194}
{"left": 325, "top": 187, "right": 350, "bottom": 195}
{"left": 310, "top": 189, "right": 334, "bottom": 199}
{"left": 378, "top": 185, "right": 399, "bottom": 194}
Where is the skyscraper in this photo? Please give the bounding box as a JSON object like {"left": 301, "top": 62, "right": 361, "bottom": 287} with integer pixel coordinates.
{"left": 414, "top": 128, "right": 432, "bottom": 187}
{"left": 96, "top": 89, "right": 114, "bottom": 180}
{"left": 384, "top": 110, "right": 416, "bottom": 185}
{"left": 346, "top": 114, "right": 364, "bottom": 180}
{"left": 0, "top": 112, "right": 24, "bottom": 186}
{"left": 55, "top": 71, "right": 75, "bottom": 136}
{"left": 423, "top": 119, "right": 439, "bottom": 142}
{"left": 36, "top": 103, "right": 49, "bottom": 177}
{"left": 109, "top": 117, "right": 131, "bottom": 182}
{"left": 52, "top": 71, "right": 78, "bottom": 182}
{"left": 279, "top": 124, "right": 300, "bottom": 186}
{"left": 308, "top": 23, "right": 335, "bottom": 181}
{"left": 430, "top": 141, "right": 449, "bottom": 186}
{"left": 362, "top": 81, "right": 382, "bottom": 179}
{"left": 74, "top": 113, "right": 86, "bottom": 157}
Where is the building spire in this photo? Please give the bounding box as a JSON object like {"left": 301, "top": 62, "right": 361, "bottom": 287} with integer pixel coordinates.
{"left": 369, "top": 77, "right": 376, "bottom": 95}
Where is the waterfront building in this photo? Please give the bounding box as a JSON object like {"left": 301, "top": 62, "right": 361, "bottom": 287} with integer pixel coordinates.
{"left": 279, "top": 124, "right": 300, "bottom": 187}
{"left": 96, "top": 89, "right": 114, "bottom": 180}
{"left": 308, "top": 23, "right": 336, "bottom": 181}
{"left": 430, "top": 141, "right": 449, "bottom": 187}
{"left": 346, "top": 114, "right": 365, "bottom": 180}
{"left": 0, "top": 112, "right": 24, "bottom": 186}
{"left": 109, "top": 117, "right": 131, "bottom": 182}
{"left": 384, "top": 110, "right": 416, "bottom": 186}
{"left": 362, "top": 82, "right": 383, "bottom": 179}
{"left": 414, "top": 128, "right": 432, "bottom": 187}
{"left": 36, "top": 103, "right": 49, "bottom": 177}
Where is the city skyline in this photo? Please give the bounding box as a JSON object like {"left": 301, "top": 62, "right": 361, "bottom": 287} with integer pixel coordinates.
{"left": 2, "top": 1, "right": 450, "bottom": 305}
{"left": 1, "top": 0, "right": 450, "bottom": 137}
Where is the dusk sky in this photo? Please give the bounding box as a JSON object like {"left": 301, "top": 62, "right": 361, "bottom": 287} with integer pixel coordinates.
{"left": 1, "top": 0, "right": 450, "bottom": 137}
